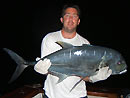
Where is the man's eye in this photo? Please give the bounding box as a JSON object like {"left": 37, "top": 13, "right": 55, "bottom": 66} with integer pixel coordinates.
{"left": 64, "top": 14, "right": 70, "bottom": 17}
{"left": 64, "top": 14, "right": 78, "bottom": 19}
{"left": 73, "top": 15, "right": 78, "bottom": 18}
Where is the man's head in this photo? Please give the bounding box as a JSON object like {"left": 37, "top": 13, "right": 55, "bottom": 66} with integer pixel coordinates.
{"left": 60, "top": 5, "right": 80, "bottom": 33}
{"left": 61, "top": 5, "right": 81, "bottom": 18}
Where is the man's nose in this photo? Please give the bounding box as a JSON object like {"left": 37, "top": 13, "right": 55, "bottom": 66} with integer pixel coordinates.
{"left": 68, "top": 15, "right": 74, "bottom": 20}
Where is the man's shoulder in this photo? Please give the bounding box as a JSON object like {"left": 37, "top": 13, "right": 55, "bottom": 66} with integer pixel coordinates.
{"left": 46, "top": 30, "right": 61, "bottom": 37}
{"left": 43, "top": 30, "right": 61, "bottom": 41}
{"left": 77, "top": 33, "right": 90, "bottom": 44}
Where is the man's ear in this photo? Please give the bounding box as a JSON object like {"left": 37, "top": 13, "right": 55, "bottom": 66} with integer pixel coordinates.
{"left": 60, "top": 17, "right": 63, "bottom": 23}
{"left": 78, "top": 19, "right": 80, "bottom": 25}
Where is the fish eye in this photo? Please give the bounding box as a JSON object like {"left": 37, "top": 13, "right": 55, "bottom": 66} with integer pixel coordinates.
{"left": 117, "top": 61, "right": 121, "bottom": 65}
{"left": 117, "top": 60, "right": 124, "bottom": 65}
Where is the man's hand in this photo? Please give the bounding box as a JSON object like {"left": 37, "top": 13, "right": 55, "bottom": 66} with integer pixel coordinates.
{"left": 34, "top": 58, "right": 51, "bottom": 74}
{"left": 89, "top": 67, "right": 112, "bottom": 83}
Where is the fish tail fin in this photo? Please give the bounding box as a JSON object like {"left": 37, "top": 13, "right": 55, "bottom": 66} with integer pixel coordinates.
{"left": 3, "top": 48, "right": 28, "bottom": 83}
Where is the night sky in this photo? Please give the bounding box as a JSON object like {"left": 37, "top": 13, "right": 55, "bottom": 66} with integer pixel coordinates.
{"left": 0, "top": 0, "right": 130, "bottom": 95}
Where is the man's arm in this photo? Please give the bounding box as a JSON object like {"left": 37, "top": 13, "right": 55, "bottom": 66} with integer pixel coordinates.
{"left": 81, "top": 67, "right": 112, "bottom": 83}
{"left": 34, "top": 58, "right": 51, "bottom": 74}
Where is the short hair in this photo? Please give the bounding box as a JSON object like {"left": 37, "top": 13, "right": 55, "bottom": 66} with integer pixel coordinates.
{"left": 61, "top": 4, "right": 81, "bottom": 18}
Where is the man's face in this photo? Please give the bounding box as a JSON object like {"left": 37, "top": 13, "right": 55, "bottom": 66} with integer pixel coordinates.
{"left": 61, "top": 8, "right": 80, "bottom": 33}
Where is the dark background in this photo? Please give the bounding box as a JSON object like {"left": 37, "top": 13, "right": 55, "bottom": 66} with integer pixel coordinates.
{"left": 0, "top": 0, "right": 129, "bottom": 95}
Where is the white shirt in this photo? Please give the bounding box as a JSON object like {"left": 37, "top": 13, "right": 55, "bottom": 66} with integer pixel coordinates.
{"left": 41, "top": 30, "right": 90, "bottom": 98}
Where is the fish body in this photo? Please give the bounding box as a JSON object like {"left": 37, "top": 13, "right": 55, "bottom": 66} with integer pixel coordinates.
{"left": 41, "top": 42, "right": 127, "bottom": 83}
{"left": 4, "top": 41, "right": 127, "bottom": 87}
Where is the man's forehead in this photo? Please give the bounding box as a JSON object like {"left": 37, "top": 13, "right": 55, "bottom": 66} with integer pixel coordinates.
{"left": 65, "top": 8, "right": 78, "bottom": 15}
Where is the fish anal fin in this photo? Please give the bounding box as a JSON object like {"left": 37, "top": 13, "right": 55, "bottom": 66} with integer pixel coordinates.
{"left": 57, "top": 74, "right": 68, "bottom": 84}
{"left": 50, "top": 71, "right": 68, "bottom": 84}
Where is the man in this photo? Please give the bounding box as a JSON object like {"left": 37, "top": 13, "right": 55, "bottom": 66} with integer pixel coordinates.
{"left": 34, "top": 5, "right": 112, "bottom": 98}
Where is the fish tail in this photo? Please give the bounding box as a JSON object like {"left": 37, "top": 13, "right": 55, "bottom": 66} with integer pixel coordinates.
{"left": 3, "top": 48, "right": 28, "bottom": 83}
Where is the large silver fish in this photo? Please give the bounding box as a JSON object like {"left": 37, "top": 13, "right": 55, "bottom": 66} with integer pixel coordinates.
{"left": 4, "top": 41, "right": 127, "bottom": 91}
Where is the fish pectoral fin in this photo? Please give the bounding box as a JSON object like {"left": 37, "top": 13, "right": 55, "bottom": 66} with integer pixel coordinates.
{"left": 70, "top": 77, "right": 84, "bottom": 92}
{"left": 99, "top": 56, "right": 107, "bottom": 69}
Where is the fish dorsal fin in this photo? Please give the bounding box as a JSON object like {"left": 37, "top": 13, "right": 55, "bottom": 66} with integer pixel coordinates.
{"left": 82, "top": 44, "right": 93, "bottom": 47}
{"left": 56, "top": 41, "right": 73, "bottom": 49}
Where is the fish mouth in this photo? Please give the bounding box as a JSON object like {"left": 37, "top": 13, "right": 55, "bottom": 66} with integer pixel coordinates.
{"left": 119, "top": 69, "right": 127, "bottom": 74}
{"left": 112, "top": 68, "right": 127, "bottom": 75}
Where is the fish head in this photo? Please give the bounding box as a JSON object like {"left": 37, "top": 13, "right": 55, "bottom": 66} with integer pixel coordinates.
{"left": 109, "top": 56, "right": 127, "bottom": 75}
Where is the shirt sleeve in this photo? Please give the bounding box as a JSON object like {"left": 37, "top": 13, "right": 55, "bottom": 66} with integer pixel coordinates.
{"left": 41, "top": 34, "right": 61, "bottom": 58}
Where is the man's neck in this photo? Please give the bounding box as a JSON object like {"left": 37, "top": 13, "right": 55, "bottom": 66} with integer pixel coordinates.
{"left": 61, "top": 29, "right": 76, "bottom": 39}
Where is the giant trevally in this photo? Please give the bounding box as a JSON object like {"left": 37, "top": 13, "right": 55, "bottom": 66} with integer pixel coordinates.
{"left": 3, "top": 41, "right": 127, "bottom": 91}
